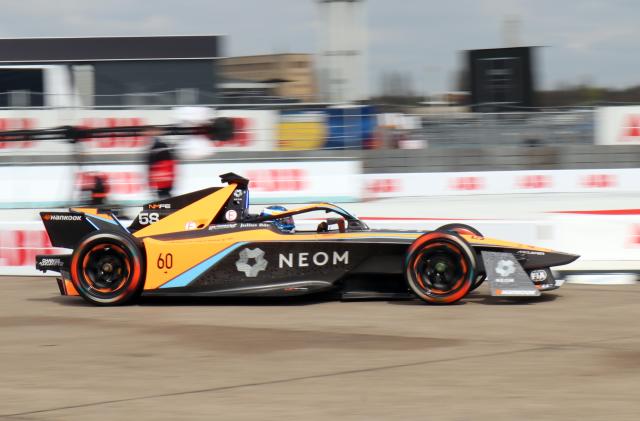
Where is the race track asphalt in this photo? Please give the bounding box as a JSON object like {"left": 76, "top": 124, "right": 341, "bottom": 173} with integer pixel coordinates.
{"left": 1, "top": 276, "right": 639, "bottom": 420}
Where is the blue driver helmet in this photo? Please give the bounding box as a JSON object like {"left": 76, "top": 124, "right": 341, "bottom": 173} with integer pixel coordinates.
{"left": 260, "top": 205, "right": 295, "bottom": 233}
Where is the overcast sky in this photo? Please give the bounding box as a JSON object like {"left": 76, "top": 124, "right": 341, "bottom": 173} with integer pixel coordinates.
{"left": 1, "top": 0, "right": 638, "bottom": 95}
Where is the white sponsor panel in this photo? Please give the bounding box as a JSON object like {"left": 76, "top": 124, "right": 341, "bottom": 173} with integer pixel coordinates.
{"left": 0, "top": 108, "right": 278, "bottom": 155}
{"left": 363, "top": 168, "right": 640, "bottom": 199}
{"left": 549, "top": 213, "right": 640, "bottom": 265}
{"left": 0, "top": 221, "right": 65, "bottom": 275}
{"left": 0, "top": 165, "right": 76, "bottom": 208}
{"left": 0, "top": 160, "right": 360, "bottom": 208}
{"left": 596, "top": 106, "right": 640, "bottom": 145}
{"left": 177, "top": 160, "right": 361, "bottom": 203}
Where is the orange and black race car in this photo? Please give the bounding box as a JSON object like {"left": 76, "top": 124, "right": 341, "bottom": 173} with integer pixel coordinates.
{"left": 36, "top": 173, "right": 579, "bottom": 306}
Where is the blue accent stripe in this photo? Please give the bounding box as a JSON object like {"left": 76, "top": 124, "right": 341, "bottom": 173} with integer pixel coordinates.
{"left": 88, "top": 214, "right": 118, "bottom": 225}
{"left": 159, "top": 242, "right": 248, "bottom": 289}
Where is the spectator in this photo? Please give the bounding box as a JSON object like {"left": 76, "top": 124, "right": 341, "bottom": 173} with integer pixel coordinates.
{"left": 147, "top": 129, "right": 176, "bottom": 200}
{"left": 80, "top": 171, "right": 109, "bottom": 206}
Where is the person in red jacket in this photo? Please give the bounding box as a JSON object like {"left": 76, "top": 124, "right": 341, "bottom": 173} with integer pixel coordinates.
{"left": 79, "top": 171, "right": 110, "bottom": 206}
{"left": 146, "top": 129, "right": 176, "bottom": 200}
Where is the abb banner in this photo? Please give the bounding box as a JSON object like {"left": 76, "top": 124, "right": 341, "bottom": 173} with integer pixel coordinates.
{"left": 177, "top": 161, "right": 361, "bottom": 203}
{"left": 0, "top": 108, "right": 278, "bottom": 155}
{"left": 0, "top": 160, "right": 361, "bottom": 208}
{"left": 363, "top": 168, "right": 640, "bottom": 199}
{"left": 0, "top": 222, "right": 64, "bottom": 275}
{"left": 596, "top": 106, "right": 640, "bottom": 145}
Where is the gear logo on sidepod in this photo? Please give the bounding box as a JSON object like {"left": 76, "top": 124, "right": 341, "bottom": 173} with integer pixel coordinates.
{"left": 236, "top": 248, "right": 268, "bottom": 277}
{"left": 495, "top": 259, "right": 516, "bottom": 277}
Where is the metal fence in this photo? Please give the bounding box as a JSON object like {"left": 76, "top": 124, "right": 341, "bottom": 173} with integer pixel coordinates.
{"left": 414, "top": 111, "right": 595, "bottom": 149}
{"left": 0, "top": 96, "right": 597, "bottom": 154}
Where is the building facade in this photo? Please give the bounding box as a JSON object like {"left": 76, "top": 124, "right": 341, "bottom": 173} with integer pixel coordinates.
{"left": 219, "top": 54, "right": 317, "bottom": 102}
{"left": 0, "top": 35, "right": 222, "bottom": 107}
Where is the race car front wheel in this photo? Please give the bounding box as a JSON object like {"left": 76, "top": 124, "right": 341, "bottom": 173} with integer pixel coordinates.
{"left": 405, "top": 232, "right": 476, "bottom": 304}
{"left": 436, "top": 223, "right": 483, "bottom": 237}
{"left": 70, "top": 233, "right": 145, "bottom": 306}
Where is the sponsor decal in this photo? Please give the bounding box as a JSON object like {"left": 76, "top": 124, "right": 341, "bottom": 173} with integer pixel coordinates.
{"left": 240, "top": 223, "right": 271, "bottom": 229}
{"left": 619, "top": 115, "right": 640, "bottom": 143}
{"left": 366, "top": 178, "right": 402, "bottom": 195}
{"left": 236, "top": 248, "right": 268, "bottom": 277}
{"left": 581, "top": 174, "right": 617, "bottom": 189}
{"left": 517, "top": 175, "right": 552, "bottom": 189}
{"left": 517, "top": 250, "right": 545, "bottom": 256}
{"left": 247, "top": 169, "right": 308, "bottom": 192}
{"left": 39, "top": 258, "right": 63, "bottom": 267}
{"left": 148, "top": 203, "right": 171, "bottom": 209}
{"left": 0, "top": 229, "right": 58, "bottom": 267}
{"left": 449, "top": 176, "right": 485, "bottom": 191}
{"left": 76, "top": 170, "right": 146, "bottom": 195}
{"left": 278, "top": 251, "right": 349, "bottom": 268}
{"left": 495, "top": 260, "right": 516, "bottom": 277}
{"left": 47, "top": 215, "right": 82, "bottom": 222}
{"left": 529, "top": 270, "right": 548, "bottom": 282}
{"left": 225, "top": 209, "right": 238, "bottom": 221}
{"left": 209, "top": 223, "right": 238, "bottom": 230}
{"left": 184, "top": 221, "right": 197, "bottom": 230}
{"left": 208, "top": 223, "right": 272, "bottom": 231}
{"left": 495, "top": 289, "right": 539, "bottom": 296}
{"left": 80, "top": 117, "right": 147, "bottom": 149}
{"left": 626, "top": 224, "right": 640, "bottom": 247}
{"left": 0, "top": 118, "right": 35, "bottom": 149}
{"left": 233, "top": 189, "right": 244, "bottom": 198}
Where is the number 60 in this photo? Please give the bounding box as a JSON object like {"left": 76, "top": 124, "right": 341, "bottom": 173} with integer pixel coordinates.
{"left": 157, "top": 253, "right": 173, "bottom": 269}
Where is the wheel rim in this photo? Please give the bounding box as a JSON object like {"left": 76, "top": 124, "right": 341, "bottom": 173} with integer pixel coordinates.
{"left": 81, "top": 243, "right": 131, "bottom": 296}
{"left": 412, "top": 242, "right": 468, "bottom": 296}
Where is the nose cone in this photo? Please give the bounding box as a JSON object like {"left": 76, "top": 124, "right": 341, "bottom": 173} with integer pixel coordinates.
{"left": 519, "top": 250, "right": 579, "bottom": 270}
{"left": 548, "top": 251, "right": 580, "bottom": 267}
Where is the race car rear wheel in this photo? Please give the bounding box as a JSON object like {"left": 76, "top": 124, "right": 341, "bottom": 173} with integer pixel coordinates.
{"left": 70, "top": 233, "right": 145, "bottom": 306}
{"left": 405, "top": 232, "right": 476, "bottom": 304}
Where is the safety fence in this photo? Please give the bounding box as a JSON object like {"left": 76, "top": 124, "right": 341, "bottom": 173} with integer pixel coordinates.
{"left": 1, "top": 105, "right": 640, "bottom": 154}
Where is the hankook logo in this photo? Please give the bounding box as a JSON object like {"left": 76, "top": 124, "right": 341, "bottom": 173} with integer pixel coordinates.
{"left": 236, "top": 248, "right": 268, "bottom": 277}
{"left": 47, "top": 215, "right": 82, "bottom": 222}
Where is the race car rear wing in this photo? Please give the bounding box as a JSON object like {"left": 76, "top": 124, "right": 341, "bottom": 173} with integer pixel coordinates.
{"left": 37, "top": 209, "right": 131, "bottom": 275}
{"left": 40, "top": 209, "right": 129, "bottom": 249}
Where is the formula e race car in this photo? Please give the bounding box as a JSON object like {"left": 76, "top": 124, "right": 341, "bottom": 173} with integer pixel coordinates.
{"left": 36, "top": 173, "right": 579, "bottom": 306}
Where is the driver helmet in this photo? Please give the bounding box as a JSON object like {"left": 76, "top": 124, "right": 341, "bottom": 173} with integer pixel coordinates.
{"left": 260, "top": 205, "right": 295, "bottom": 233}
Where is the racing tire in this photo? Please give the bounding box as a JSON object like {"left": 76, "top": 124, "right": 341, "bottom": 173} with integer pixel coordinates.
{"left": 70, "top": 233, "right": 145, "bottom": 306}
{"left": 437, "top": 224, "right": 485, "bottom": 292}
{"left": 404, "top": 231, "right": 476, "bottom": 304}
{"left": 436, "top": 223, "right": 483, "bottom": 237}
{"left": 469, "top": 273, "right": 487, "bottom": 292}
